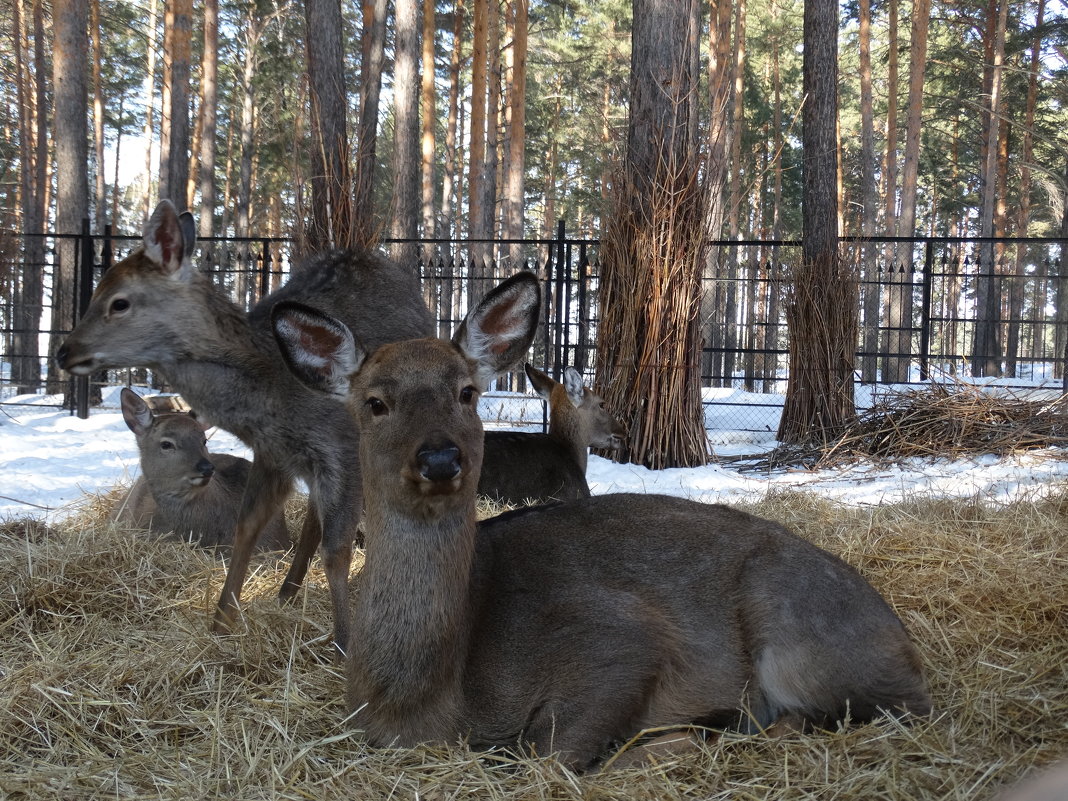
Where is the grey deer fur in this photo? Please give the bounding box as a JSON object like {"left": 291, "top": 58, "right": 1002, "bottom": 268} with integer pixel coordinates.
{"left": 112, "top": 387, "right": 290, "bottom": 551}
{"left": 271, "top": 271, "right": 931, "bottom": 770}
{"left": 57, "top": 199, "right": 433, "bottom": 654}
{"left": 479, "top": 363, "right": 626, "bottom": 504}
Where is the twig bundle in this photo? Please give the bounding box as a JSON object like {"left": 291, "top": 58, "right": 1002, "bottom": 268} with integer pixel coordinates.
{"left": 744, "top": 381, "right": 1068, "bottom": 470}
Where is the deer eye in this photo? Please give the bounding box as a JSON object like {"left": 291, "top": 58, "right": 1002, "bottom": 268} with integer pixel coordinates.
{"left": 459, "top": 386, "right": 477, "bottom": 404}
{"left": 161, "top": 440, "right": 175, "bottom": 451}
{"left": 366, "top": 397, "right": 388, "bottom": 416}
{"left": 110, "top": 297, "right": 130, "bottom": 314}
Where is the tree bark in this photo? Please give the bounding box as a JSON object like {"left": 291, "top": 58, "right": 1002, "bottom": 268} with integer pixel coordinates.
{"left": 354, "top": 0, "right": 387, "bottom": 243}
{"left": 440, "top": 0, "right": 463, "bottom": 244}
{"left": 972, "top": 0, "right": 1007, "bottom": 377}
{"left": 198, "top": 0, "right": 219, "bottom": 253}
{"left": 161, "top": 0, "right": 192, "bottom": 207}
{"left": 391, "top": 0, "right": 421, "bottom": 264}
{"left": 305, "top": 0, "right": 354, "bottom": 254}
{"left": 502, "top": 0, "right": 527, "bottom": 265}
{"left": 859, "top": 0, "right": 879, "bottom": 382}
{"left": 90, "top": 0, "right": 106, "bottom": 232}
{"left": 142, "top": 0, "right": 158, "bottom": 216}
{"left": 468, "top": 0, "right": 488, "bottom": 293}
{"left": 597, "top": 0, "right": 709, "bottom": 469}
{"left": 420, "top": 0, "right": 437, "bottom": 243}
{"left": 777, "top": 0, "right": 856, "bottom": 444}
{"left": 51, "top": 0, "right": 90, "bottom": 396}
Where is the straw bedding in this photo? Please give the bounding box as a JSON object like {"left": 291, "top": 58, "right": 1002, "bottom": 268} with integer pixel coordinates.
{"left": 0, "top": 487, "right": 1064, "bottom": 800}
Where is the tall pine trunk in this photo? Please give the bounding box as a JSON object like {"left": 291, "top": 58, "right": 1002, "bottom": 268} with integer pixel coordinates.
{"left": 777, "top": 0, "right": 856, "bottom": 444}
{"left": 391, "top": 0, "right": 421, "bottom": 265}
{"left": 355, "top": 0, "right": 387, "bottom": 242}
{"left": 597, "top": 0, "right": 709, "bottom": 469}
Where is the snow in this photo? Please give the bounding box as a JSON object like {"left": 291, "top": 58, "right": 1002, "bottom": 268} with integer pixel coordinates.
{"left": 2, "top": 383, "right": 1066, "bottom": 525}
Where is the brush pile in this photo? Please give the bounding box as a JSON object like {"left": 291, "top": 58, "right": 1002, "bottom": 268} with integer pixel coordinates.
{"left": 737, "top": 382, "right": 1068, "bottom": 471}
{"left": 0, "top": 488, "right": 1065, "bottom": 800}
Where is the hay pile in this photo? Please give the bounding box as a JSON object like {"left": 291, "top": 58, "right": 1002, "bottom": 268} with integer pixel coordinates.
{"left": 1, "top": 488, "right": 1065, "bottom": 800}
{"left": 737, "top": 382, "right": 1068, "bottom": 470}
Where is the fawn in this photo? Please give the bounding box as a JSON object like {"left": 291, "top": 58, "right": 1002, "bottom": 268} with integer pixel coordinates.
{"left": 271, "top": 271, "right": 931, "bottom": 769}
{"left": 112, "top": 387, "right": 290, "bottom": 551}
{"left": 480, "top": 364, "right": 625, "bottom": 504}
{"left": 57, "top": 199, "right": 433, "bottom": 654}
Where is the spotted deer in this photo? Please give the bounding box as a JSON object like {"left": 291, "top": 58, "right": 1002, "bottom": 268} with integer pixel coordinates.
{"left": 112, "top": 387, "right": 290, "bottom": 551}
{"left": 271, "top": 271, "right": 931, "bottom": 769}
{"left": 479, "top": 364, "right": 626, "bottom": 505}
{"left": 57, "top": 199, "right": 433, "bottom": 654}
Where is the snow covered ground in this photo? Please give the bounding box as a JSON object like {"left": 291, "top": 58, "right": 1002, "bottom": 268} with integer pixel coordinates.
{"left": 2, "top": 382, "right": 1066, "bottom": 525}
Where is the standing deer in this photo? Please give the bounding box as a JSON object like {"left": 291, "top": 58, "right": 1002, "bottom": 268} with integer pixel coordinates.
{"left": 479, "top": 364, "right": 625, "bottom": 504}
{"left": 271, "top": 271, "right": 931, "bottom": 770}
{"left": 57, "top": 199, "right": 433, "bottom": 654}
{"left": 112, "top": 388, "right": 290, "bottom": 551}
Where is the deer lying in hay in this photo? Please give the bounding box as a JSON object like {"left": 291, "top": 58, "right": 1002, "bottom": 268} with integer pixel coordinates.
{"left": 271, "top": 271, "right": 932, "bottom": 770}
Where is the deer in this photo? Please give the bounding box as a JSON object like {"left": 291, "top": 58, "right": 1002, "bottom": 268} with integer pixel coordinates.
{"left": 111, "top": 387, "right": 290, "bottom": 552}
{"left": 270, "top": 271, "right": 932, "bottom": 770}
{"left": 479, "top": 364, "right": 626, "bottom": 504}
{"left": 56, "top": 199, "right": 434, "bottom": 655}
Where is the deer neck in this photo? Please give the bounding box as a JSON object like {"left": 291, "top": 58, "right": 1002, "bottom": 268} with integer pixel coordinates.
{"left": 549, "top": 406, "right": 588, "bottom": 472}
{"left": 351, "top": 496, "right": 477, "bottom": 729}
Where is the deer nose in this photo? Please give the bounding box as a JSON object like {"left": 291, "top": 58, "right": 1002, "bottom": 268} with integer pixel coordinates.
{"left": 417, "top": 443, "right": 462, "bottom": 483}
{"left": 195, "top": 458, "right": 215, "bottom": 479}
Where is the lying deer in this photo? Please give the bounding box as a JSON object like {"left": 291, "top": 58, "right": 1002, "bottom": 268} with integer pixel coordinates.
{"left": 479, "top": 364, "right": 626, "bottom": 504}
{"left": 271, "top": 272, "right": 932, "bottom": 769}
{"left": 57, "top": 199, "right": 433, "bottom": 654}
{"left": 111, "top": 388, "right": 290, "bottom": 551}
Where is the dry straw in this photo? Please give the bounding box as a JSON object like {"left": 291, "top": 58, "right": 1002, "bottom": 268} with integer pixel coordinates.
{"left": 0, "top": 486, "right": 1065, "bottom": 800}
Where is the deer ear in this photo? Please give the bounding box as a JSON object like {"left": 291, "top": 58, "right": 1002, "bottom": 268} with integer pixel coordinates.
{"left": 143, "top": 200, "right": 187, "bottom": 278}
{"left": 272, "top": 301, "right": 364, "bottom": 398}
{"left": 524, "top": 363, "right": 556, "bottom": 400}
{"left": 178, "top": 211, "right": 197, "bottom": 259}
{"left": 120, "top": 388, "right": 154, "bottom": 437}
{"left": 561, "top": 367, "right": 586, "bottom": 406}
{"left": 453, "top": 272, "right": 541, "bottom": 391}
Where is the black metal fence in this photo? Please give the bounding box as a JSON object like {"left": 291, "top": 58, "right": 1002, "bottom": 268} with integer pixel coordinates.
{"left": 1, "top": 222, "right": 1066, "bottom": 435}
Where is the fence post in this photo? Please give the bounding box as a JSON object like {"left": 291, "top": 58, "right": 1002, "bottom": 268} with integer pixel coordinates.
{"left": 75, "top": 218, "right": 95, "bottom": 418}
{"left": 259, "top": 238, "right": 271, "bottom": 298}
{"left": 553, "top": 219, "right": 566, "bottom": 375}
{"left": 918, "top": 240, "right": 935, "bottom": 381}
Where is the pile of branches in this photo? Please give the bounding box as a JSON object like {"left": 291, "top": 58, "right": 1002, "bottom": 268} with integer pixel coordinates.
{"left": 735, "top": 381, "right": 1068, "bottom": 471}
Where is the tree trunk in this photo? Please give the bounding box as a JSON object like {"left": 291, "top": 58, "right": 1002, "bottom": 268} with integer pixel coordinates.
{"left": 161, "top": 0, "right": 192, "bottom": 207}
{"left": 502, "top": 0, "right": 527, "bottom": 265}
{"left": 972, "top": 0, "right": 1007, "bottom": 377}
{"left": 391, "top": 0, "right": 421, "bottom": 265}
{"left": 13, "top": 0, "right": 47, "bottom": 393}
{"left": 597, "top": 0, "right": 708, "bottom": 469}
{"left": 1008, "top": 0, "right": 1044, "bottom": 379}
{"left": 142, "top": 0, "right": 158, "bottom": 216}
{"left": 777, "top": 0, "right": 856, "bottom": 444}
{"left": 51, "top": 0, "right": 90, "bottom": 397}
{"left": 304, "top": 0, "right": 354, "bottom": 254}
{"left": 879, "top": 0, "right": 899, "bottom": 382}
{"left": 859, "top": 0, "right": 879, "bottom": 382}
{"left": 420, "top": 0, "right": 437, "bottom": 245}
{"left": 468, "top": 0, "right": 488, "bottom": 295}
{"left": 440, "top": 0, "right": 463, "bottom": 245}
{"left": 198, "top": 0, "right": 218, "bottom": 255}
{"left": 90, "top": 0, "right": 106, "bottom": 232}
{"left": 722, "top": 0, "right": 746, "bottom": 387}
{"left": 888, "top": 0, "right": 929, "bottom": 383}
{"left": 354, "top": 0, "right": 387, "bottom": 243}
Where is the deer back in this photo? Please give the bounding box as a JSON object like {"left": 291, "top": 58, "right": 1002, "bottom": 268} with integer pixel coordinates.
{"left": 477, "top": 365, "right": 625, "bottom": 505}
{"left": 271, "top": 271, "right": 930, "bottom": 769}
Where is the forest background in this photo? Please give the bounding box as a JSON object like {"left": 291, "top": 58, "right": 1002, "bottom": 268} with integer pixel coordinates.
{"left": 1, "top": 0, "right": 1068, "bottom": 465}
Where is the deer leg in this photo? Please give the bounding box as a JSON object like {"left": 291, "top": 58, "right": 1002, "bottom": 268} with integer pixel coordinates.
{"left": 316, "top": 473, "right": 362, "bottom": 658}
{"left": 211, "top": 460, "right": 292, "bottom": 634}
{"left": 278, "top": 500, "right": 323, "bottom": 602}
